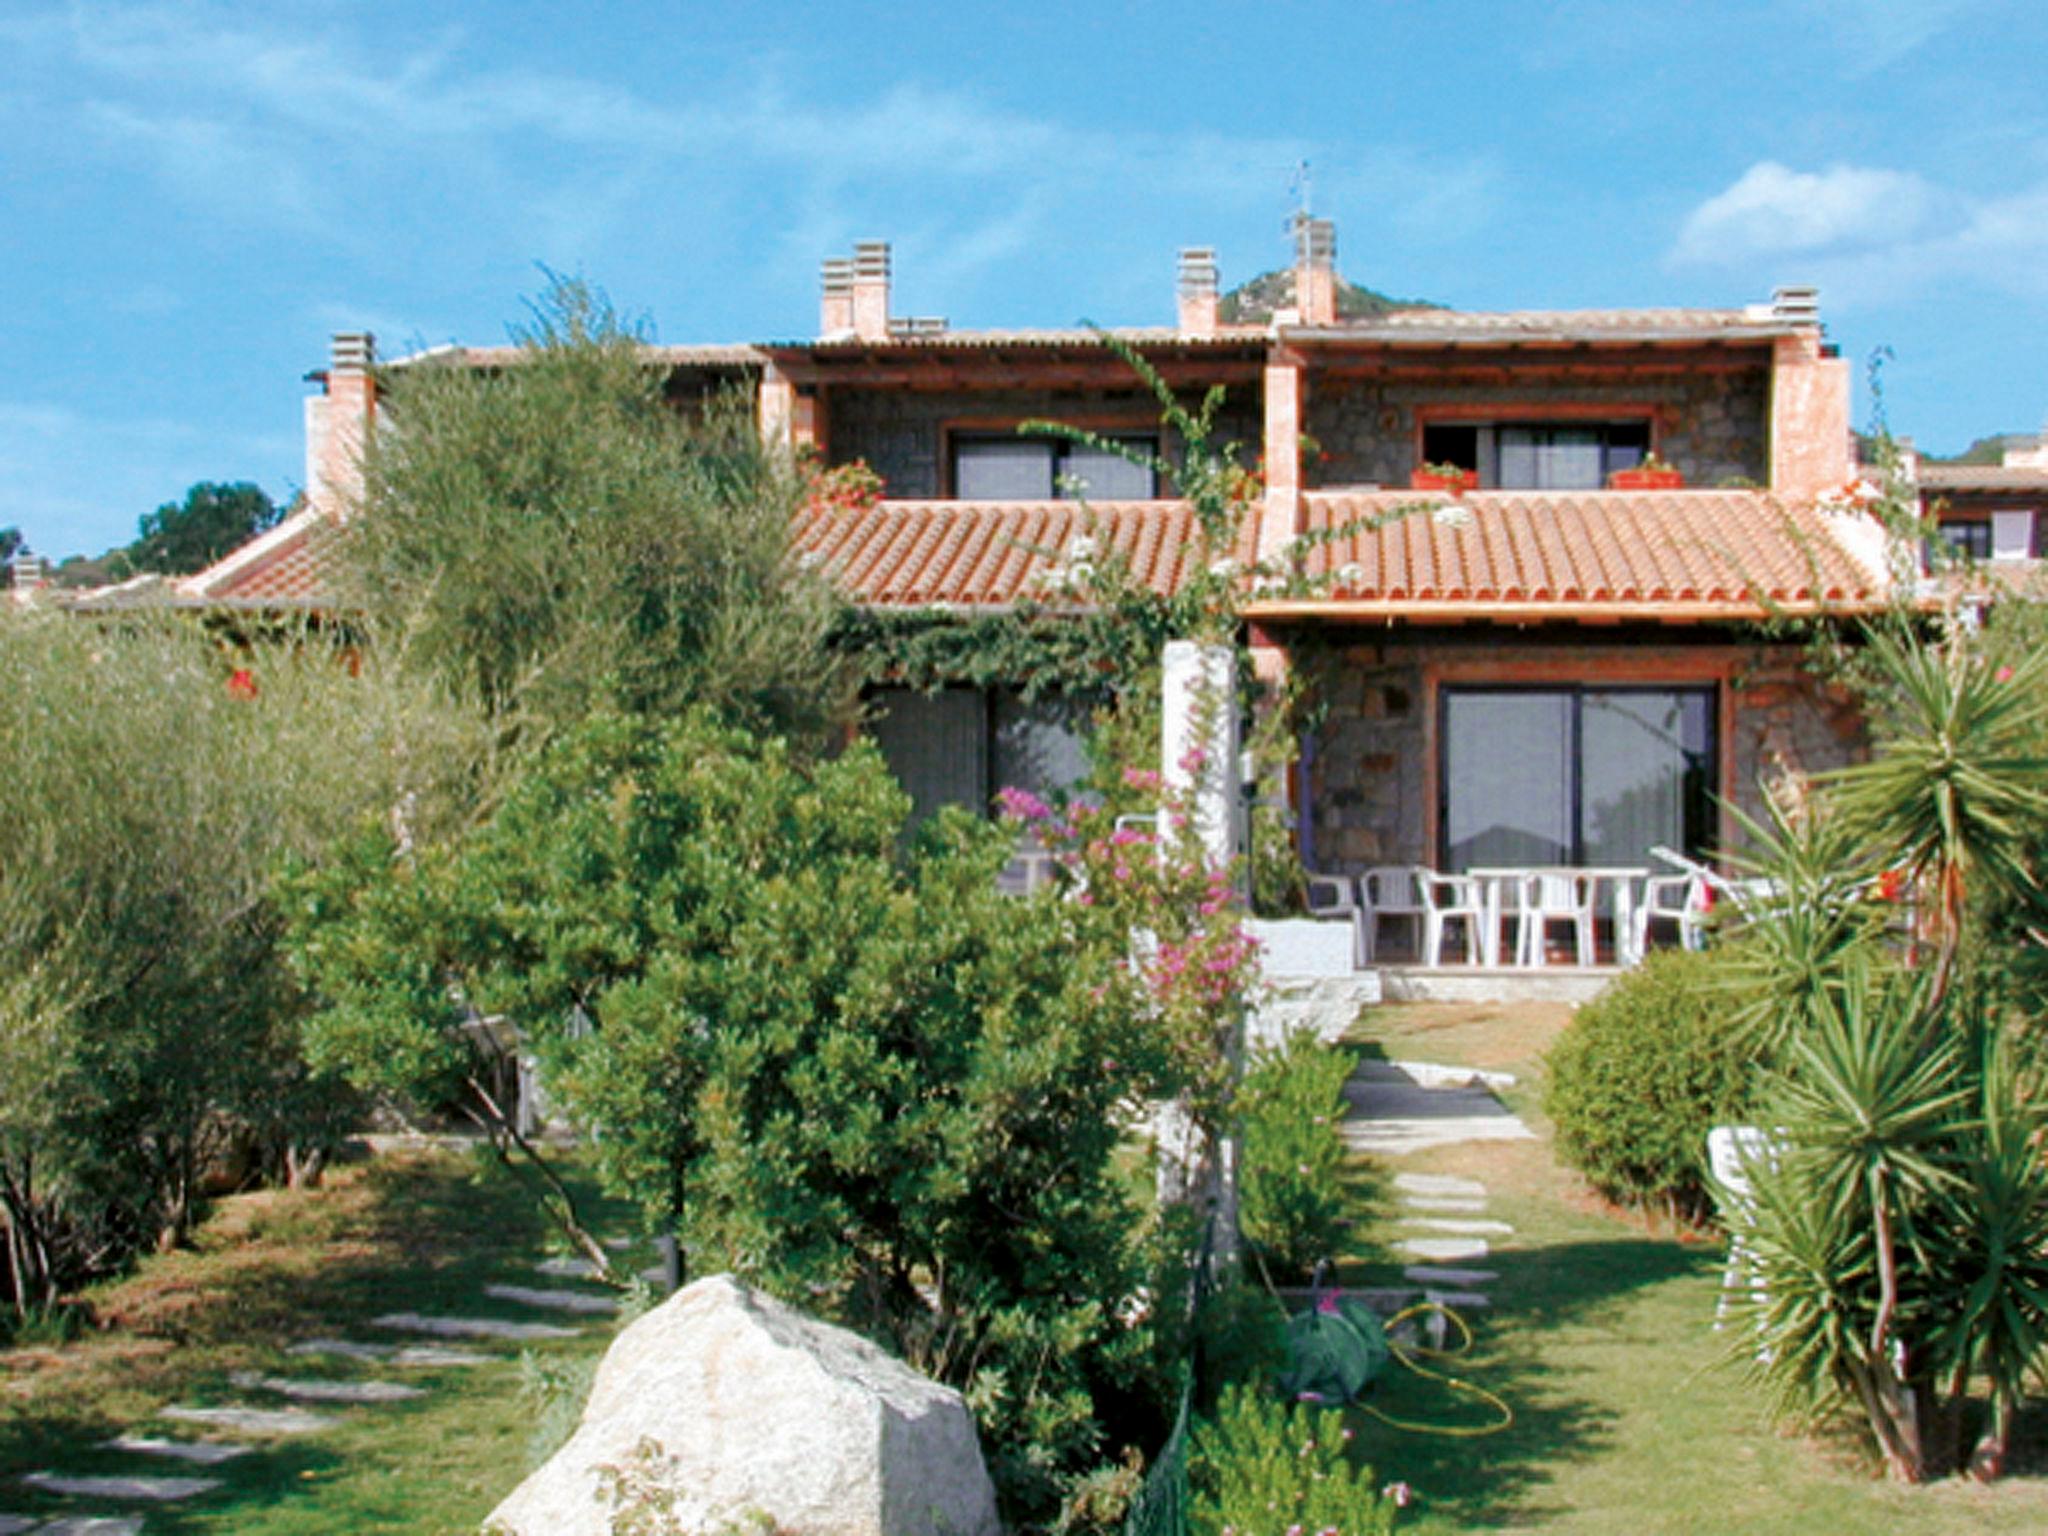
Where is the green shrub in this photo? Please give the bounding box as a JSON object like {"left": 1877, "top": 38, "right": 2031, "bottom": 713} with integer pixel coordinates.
{"left": 1189, "top": 1384, "right": 1401, "bottom": 1535}
{"left": 1238, "top": 1032, "right": 1355, "bottom": 1279}
{"left": 1543, "top": 948, "right": 1760, "bottom": 1224}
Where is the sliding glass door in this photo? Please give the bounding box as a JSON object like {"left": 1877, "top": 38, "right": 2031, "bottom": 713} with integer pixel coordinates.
{"left": 1440, "top": 687, "right": 1715, "bottom": 870}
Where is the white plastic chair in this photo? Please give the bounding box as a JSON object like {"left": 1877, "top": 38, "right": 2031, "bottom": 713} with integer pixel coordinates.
{"left": 1413, "top": 867, "right": 1485, "bottom": 967}
{"left": 1516, "top": 871, "right": 1597, "bottom": 967}
{"left": 1362, "top": 865, "right": 1429, "bottom": 962}
{"left": 1707, "top": 1125, "right": 1783, "bottom": 1338}
{"left": 1629, "top": 872, "right": 1710, "bottom": 962}
{"left": 1304, "top": 871, "right": 1368, "bottom": 967}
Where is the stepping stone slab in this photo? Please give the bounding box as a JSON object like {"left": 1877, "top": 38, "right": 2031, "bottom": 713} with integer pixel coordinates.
{"left": 484, "top": 1284, "right": 619, "bottom": 1316}
{"left": 1423, "top": 1290, "right": 1494, "bottom": 1310}
{"left": 0, "top": 1517, "right": 39, "bottom": 1534}
{"left": 23, "top": 1472, "right": 219, "bottom": 1501}
{"left": 288, "top": 1338, "right": 394, "bottom": 1362}
{"left": 1403, "top": 1266, "right": 1499, "bottom": 1286}
{"left": 1400, "top": 1237, "right": 1490, "bottom": 1263}
{"left": 1402, "top": 1196, "right": 1487, "bottom": 1213}
{"left": 160, "top": 1404, "right": 336, "bottom": 1436}
{"left": 535, "top": 1257, "right": 602, "bottom": 1280}
{"left": 290, "top": 1339, "right": 488, "bottom": 1368}
{"left": 1394, "top": 1173, "right": 1488, "bottom": 1198}
{"left": 229, "top": 1371, "right": 425, "bottom": 1404}
{"left": 1385, "top": 1058, "right": 1517, "bottom": 1090}
{"left": 395, "top": 1345, "right": 490, "bottom": 1367}
{"left": 104, "top": 1436, "right": 252, "bottom": 1465}
{"left": 41, "top": 1521, "right": 146, "bottom": 1536}
{"left": 373, "top": 1312, "right": 575, "bottom": 1342}
{"left": 1400, "top": 1217, "right": 1514, "bottom": 1235}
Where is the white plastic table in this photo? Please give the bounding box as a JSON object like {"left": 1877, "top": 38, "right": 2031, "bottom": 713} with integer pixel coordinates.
{"left": 1465, "top": 866, "right": 1648, "bottom": 967}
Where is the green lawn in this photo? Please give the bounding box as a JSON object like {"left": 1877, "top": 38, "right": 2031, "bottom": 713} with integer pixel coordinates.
{"left": 0, "top": 1145, "right": 633, "bottom": 1534}
{"left": 1337, "top": 1000, "right": 2048, "bottom": 1534}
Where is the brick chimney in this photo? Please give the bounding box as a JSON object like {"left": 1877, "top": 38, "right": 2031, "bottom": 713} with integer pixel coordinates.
{"left": 819, "top": 257, "right": 855, "bottom": 339}
{"left": 7, "top": 550, "right": 47, "bottom": 604}
{"left": 309, "top": 331, "right": 376, "bottom": 520}
{"left": 1763, "top": 288, "right": 1851, "bottom": 498}
{"left": 1294, "top": 216, "right": 1337, "bottom": 326}
{"left": 851, "top": 241, "right": 891, "bottom": 343}
{"left": 1178, "top": 247, "right": 1219, "bottom": 336}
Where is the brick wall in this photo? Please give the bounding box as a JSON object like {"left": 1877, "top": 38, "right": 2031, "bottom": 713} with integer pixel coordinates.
{"left": 827, "top": 387, "right": 1262, "bottom": 498}
{"left": 1303, "top": 367, "right": 1771, "bottom": 490}
{"left": 1286, "top": 628, "right": 1864, "bottom": 872}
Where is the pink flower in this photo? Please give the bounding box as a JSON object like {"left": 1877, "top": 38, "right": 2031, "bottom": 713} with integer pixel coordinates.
{"left": 995, "top": 786, "right": 1053, "bottom": 823}
{"left": 1997, "top": 666, "right": 2015, "bottom": 683}
{"left": 1121, "top": 767, "right": 1163, "bottom": 791}
{"left": 1383, "top": 1481, "right": 1413, "bottom": 1508}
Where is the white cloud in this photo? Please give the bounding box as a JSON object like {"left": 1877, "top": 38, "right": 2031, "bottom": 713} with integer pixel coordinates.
{"left": 1672, "top": 161, "right": 1944, "bottom": 264}
{"left": 1670, "top": 158, "right": 2048, "bottom": 306}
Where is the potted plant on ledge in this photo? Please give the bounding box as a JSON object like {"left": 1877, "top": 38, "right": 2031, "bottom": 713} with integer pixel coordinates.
{"left": 1608, "top": 452, "right": 1684, "bottom": 490}
{"left": 1410, "top": 461, "right": 1480, "bottom": 495}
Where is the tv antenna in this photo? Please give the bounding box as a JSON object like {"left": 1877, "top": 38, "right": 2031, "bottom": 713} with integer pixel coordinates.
{"left": 1288, "top": 159, "right": 1313, "bottom": 223}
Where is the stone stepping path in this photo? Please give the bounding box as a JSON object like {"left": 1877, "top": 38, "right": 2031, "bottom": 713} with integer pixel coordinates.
{"left": 483, "top": 1283, "right": 618, "bottom": 1316}
{"left": 103, "top": 1437, "right": 250, "bottom": 1466}
{"left": 372, "top": 1311, "right": 576, "bottom": 1342}
{"left": 33, "top": 1247, "right": 624, "bottom": 1532}
{"left": 21, "top": 1473, "right": 216, "bottom": 1502}
{"left": 160, "top": 1404, "right": 336, "bottom": 1436}
{"left": 1344, "top": 1062, "right": 1525, "bottom": 1319}
{"left": 228, "top": 1371, "right": 425, "bottom": 1405}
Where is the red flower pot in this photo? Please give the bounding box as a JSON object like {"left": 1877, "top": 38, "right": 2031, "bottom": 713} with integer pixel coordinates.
{"left": 1608, "top": 468, "right": 1685, "bottom": 490}
{"left": 1410, "top": 468, "right": 1479, "bottom": 495}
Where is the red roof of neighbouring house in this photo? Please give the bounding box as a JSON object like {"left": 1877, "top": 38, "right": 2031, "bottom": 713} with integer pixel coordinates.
{"left": 1241, "top": 490, "right": 1890, "bottom": 623}
{"left": 1915, "top": 464, "right": 2048, "bottom": 494}
{"left": 171, "top": 488, "right": 1892, "bottom": 622}
{"left": 176, "top": 507, "right": 343, "bottom": 606}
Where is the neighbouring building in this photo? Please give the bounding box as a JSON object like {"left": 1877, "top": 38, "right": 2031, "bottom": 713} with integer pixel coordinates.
{"left": 177, "top": 220, "right": 1910, "bottom": 882}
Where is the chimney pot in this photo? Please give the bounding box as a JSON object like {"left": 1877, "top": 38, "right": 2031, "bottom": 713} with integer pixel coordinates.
{"left": 820, "top": 257, "right": 856, "bottom": 338}
{"left": 851, "top": 240, "right": 892, "bottom": 342}
{"left": 1293, "top": 216, "right": 1338, "bottom": 326}
{"left": 1177, "top": 247, "right": 1220, "bottom": 336}
{"left": 331, "top": 331, "right": 376, "bottom": 373}
{"left": 1772, "top": 284, "right": 1821, "bottom": 324}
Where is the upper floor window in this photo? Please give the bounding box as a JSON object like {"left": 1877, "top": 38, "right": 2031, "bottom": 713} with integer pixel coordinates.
{"left": 1934, "top": 520, "right": 1993, "bottom": 561}
{"left": 1423, "top": 421, "right": 1650, "bottom": 491}
{"left": 951, "top": 434, "right": 1158, "bottom": 500}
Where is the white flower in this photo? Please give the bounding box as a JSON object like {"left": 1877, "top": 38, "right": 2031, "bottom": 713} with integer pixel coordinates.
{"left": 1432, "top": 503, "right": 1475, "bottom": 529}
{"left": 1335, "top": 562, "right": 1364, "bottom": 587}
{"left": 1067, "top": 534, "right": 1098, "bottom": 561}
{"left": 1208, "top": 556, "right": 1240, "bottom": 578}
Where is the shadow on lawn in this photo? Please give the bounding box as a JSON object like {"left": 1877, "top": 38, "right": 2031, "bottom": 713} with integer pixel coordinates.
{"left": 1347, "top": 1237, "right": 1717, "bottom": 1530}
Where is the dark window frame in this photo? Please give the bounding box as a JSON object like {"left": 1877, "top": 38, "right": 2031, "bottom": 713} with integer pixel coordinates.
{"left": 1421, "top": 419, "right": 1652, "bottom": 490}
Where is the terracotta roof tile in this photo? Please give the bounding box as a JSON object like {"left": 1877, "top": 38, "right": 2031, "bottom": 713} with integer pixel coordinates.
{"left": 797, "top": 500, "right": 1230, "bottom": 607}
{"left": 1916, "top": 464, "right": 2048, "bottom": 493}
{"left": 1245, "top": 490, "right": 1887, "bottom": 621}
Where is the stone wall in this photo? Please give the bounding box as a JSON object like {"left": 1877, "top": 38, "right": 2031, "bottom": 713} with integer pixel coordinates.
{"left": 1303, "top": 367, "right": 1771, "bottom": 490}
{"left": 826, "top": 386, "right": 1262, "bottom": 498}
{"left": 1288, "top": 629, "right": 1865, "bottom": 873}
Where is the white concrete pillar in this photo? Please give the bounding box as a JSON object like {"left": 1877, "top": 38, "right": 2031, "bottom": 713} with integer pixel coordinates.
{"left": 1161, "top": 639, "right": 1241, "bottom": 874}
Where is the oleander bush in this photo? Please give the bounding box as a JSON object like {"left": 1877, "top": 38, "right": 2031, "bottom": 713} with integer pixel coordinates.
{"left": 1544, "top": 948, "right": 1759, "bottom": 1225}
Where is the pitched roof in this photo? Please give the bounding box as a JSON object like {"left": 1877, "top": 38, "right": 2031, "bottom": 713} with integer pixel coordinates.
{"left": 1242, "top": 490, "right": 1889, "bottom": 623}
{"left": 172, "top": 489, "right": 1890, "bottom": 623}
{"left": 175, "top": 506, "right": 343, "bottom": 607}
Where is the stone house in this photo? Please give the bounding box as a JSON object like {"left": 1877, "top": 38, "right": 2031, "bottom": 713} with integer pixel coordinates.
{"left": 181, "top": 220, "right": 1893, "bottom": 880}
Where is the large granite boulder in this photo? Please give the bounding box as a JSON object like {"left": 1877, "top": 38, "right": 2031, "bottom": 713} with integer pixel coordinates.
{"left": 485, "top": 1274, "right": 1001, "bottom": 1536}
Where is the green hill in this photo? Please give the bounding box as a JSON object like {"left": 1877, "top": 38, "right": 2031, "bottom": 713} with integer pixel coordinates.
{"left": 1218, "top": 269, "right": 1442, "bottom": 324}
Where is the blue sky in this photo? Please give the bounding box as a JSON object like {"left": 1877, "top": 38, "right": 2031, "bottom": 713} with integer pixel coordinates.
{"left": 3, "top": 0, "right": 2045, "bottom": 558}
